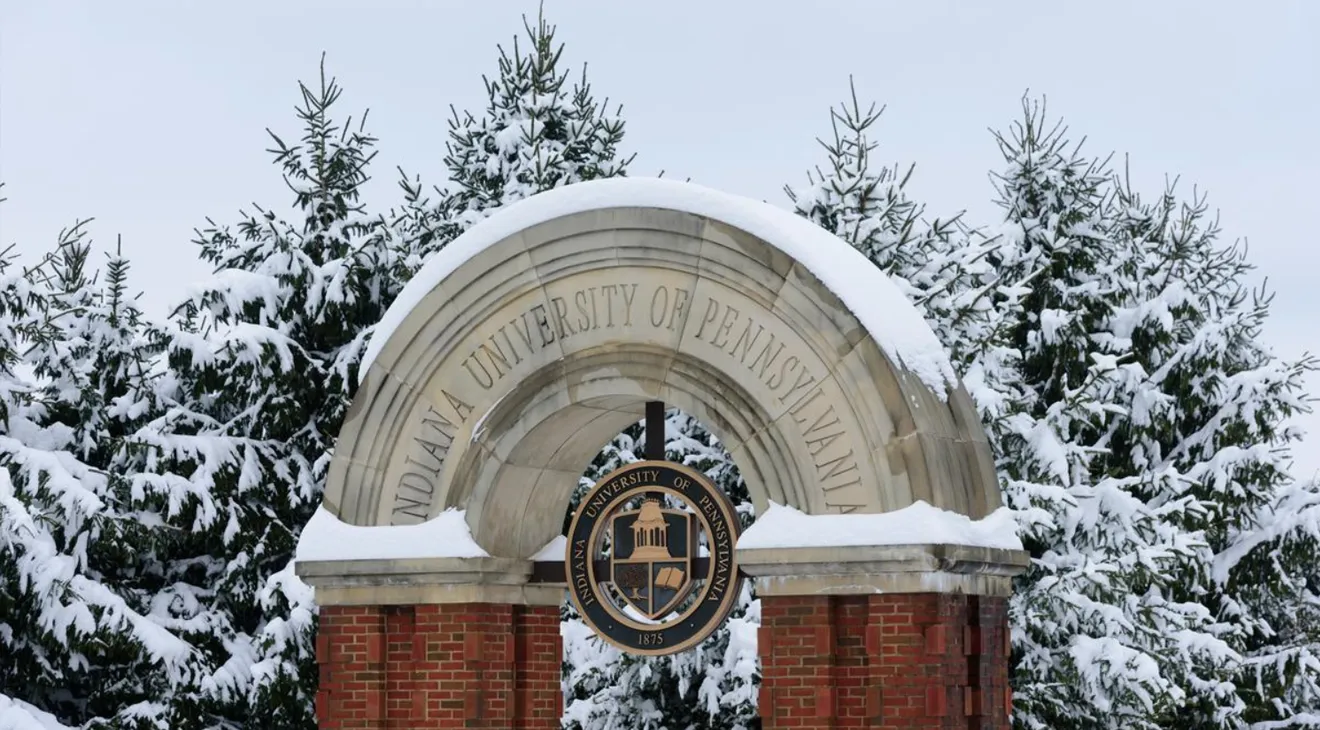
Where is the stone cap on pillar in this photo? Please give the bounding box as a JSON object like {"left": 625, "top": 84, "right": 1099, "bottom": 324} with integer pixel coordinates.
{"left": 732, "top": 500, "right": 1029, "bottom": 597}
{"left": 296, "top": 556, "right": 565, "bottom": 607}
{"left": 293, "top": 506, "right": 567, "bottom": 607}
{"left": 737, "top": 543, "right": 1029, "bottom": 597}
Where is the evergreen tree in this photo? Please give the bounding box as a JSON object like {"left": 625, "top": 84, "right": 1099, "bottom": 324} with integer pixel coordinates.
{"left": 782, "top": 87, "right": 1320, "bottom": 729}
{"left": 0, "top": 222, "right": 214, "bottom": 730}
{"left": 392, "top": 169, "right": 458, "bottom": 275}
{"left": 784, "top": 77, "right": 998, "bottom": 370}
{"left": 444, "top": 6, "right": 633, "bottom": 228}
{"left": 979, "top": 98, "right": 1255, "bottom": 729}
{"left": 394, "top": 4, "right": 633, "bottom": 265}
{"left": 143, "top": 59, "right": 406, "bottom": 729}
{"left": 0, "top": 227, "right": 98, "bottom": 724}
{"left": 26, "top": 231, "right": 174, "bottom": 728}
{"left": 1106, "top": 174, "right": 1319, "bottom": 728}
{"left": 1237, "top": 469, "right": 1320, "bottom": 727}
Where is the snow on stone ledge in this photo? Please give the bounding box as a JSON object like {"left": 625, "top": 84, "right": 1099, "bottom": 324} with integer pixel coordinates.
{"left": 737, "top": 501, "right": 1023, "bottom": 552}
{"left": 529, "top": 534, "right": 567, "bottom": 561}
{"left": 360, "top": 178, "right": 957, "bottom": 397}
{"left": 294, "top": 507, "right": 490, "bottom": 563}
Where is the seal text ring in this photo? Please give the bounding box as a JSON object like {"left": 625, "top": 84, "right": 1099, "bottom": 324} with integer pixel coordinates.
{"left": 565, "top": 461, "right": 744, "bottom": 656}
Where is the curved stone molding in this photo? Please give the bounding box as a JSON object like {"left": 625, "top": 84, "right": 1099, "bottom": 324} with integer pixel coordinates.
{"left": 326, "top": 204, "right": 1001, "bottom": 558}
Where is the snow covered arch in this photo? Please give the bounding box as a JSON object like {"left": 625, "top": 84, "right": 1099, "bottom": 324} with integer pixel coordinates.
{"left": 321, "top": 179, "right": 1000, "bottom": 559}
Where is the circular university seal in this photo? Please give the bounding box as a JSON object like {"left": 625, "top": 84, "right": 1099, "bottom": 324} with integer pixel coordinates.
{"left": 565, "top": 461, "right": 744, "bottom": 656}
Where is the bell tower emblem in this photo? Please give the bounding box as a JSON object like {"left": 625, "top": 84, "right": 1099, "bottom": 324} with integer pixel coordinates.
{"left": 565, "top": 461, "right": 743, "bottom": 656}
{"left": 609, "top": 498, "right": 696, "bottom": 620}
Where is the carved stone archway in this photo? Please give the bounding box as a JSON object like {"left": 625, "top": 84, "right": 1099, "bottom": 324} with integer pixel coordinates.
{"left": 298, "top": 179, "right": 1024, "bottom": 730}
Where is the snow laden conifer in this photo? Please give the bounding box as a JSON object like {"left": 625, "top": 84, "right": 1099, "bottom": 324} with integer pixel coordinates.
{"left": 784, "top": 78, "right": 998, "bottom": 370}
{"left": 394, "top": 4, "right": 633, "bottom": 264}
{"left": 444, "top": 6, "right": 633, "bottom": 225}
{"left": 147, "top": 59, "right": 406, "bottom": 728}
{"left": 0, "top": 222, "right": 209, "bottom": 729}
{"left": 981, "top": 98, "right": 1241, "bottom": 729}
{"left": 1105, "top": 174, "right": 1320, "bottom": 728}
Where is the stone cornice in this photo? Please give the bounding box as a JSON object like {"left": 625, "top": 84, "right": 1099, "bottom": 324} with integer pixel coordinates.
{"left": 296, "top": 556, "right": 565, "bottom": 606}
{"left": 297, "top": 542, "right": 1031, "bottom": 606}
{"left": 736, "top": 543, "right": 1030, "bottom": 597}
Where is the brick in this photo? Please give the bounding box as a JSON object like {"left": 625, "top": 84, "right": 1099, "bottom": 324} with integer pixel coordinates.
{"left": 463, "top": 630, "right": 484, "bottom": 663}
{"left": 864, "top": 623, "right": 883, "bottom": 656}
{"left": 865, "top": 686, "right": 882, "bottom": 719}
{"left": 814, "top": 687, "right": 833, "bottom": 718}
{"left": 964, "top": 625, "right": 983, "bottom": 656}
{"left": 464, "top": 688, "right": 481, "bottom": 720}
{"left": 814, "top": 625, "right": 833, "bottom": 656}
{"left": 363, "top": 634, "right": 383, "bottom": 664}
{"left": 410, "top": 688, "right": 427, "bottom": 721}
{"left": 925, "top": 685, "right": 947, "bottom": 717}
{"left": 315, "top": 633, "right": 331, "bottom": 664}
{"left": 313, "top": 602, "right": 559, "bottom": 730}
{"left": 924, "top": 623, "right": 948, "bottom": 655}
{"left": 758, "top": 687, "right": 775, "bottom": 721}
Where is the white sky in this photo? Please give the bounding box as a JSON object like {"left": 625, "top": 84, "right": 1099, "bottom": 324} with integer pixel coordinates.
{"left": 2, "top": 1, "right": 1317, "bottom": 481}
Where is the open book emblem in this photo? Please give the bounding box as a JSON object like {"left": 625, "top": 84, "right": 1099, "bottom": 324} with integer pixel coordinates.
{"left": 609, "top": 499, "right": 696, "bottom": 621}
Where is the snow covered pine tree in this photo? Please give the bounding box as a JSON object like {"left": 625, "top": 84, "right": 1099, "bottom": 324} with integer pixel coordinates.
{"left": 0, "top": 219, "right": 214, "bottom": 729}
{"left": 973, "top": 97, "right": 1232, "bottom": 730}
{"left": 978, "top": 96, "right": 1318, "bottom": 729}
{"left": 784, "top": 86, "right": 1320, "bottom": 730}
{"left": 784, "top": 77, "right": 997, "bottom": 372}
{"left": 1105, "top": 172, "right": 1320, "bottom": 728}
{"left": 147, "top": 59, "right": 406, "bottom": 729}
{"left": 394, "top": 4, "right": 633, "bottom": 266}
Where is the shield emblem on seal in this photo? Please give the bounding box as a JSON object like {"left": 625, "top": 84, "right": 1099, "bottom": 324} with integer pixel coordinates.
{"left": 610, "top": 499, "right": 695, "bottom": 620}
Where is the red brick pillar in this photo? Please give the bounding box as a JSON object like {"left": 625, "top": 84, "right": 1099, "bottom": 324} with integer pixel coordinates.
{"left": 758, "top": 596, "right": 834, "bottom": 725}
{"left": 514, "top": 604, "right": 564, "bottom": 727}
{"left": 314, "top": 602, "right": 561, "bottom": 729}
{"left": 860, "top": 593, "right": 969, "bottom": 729}
{"left": 759, "top": 593, "right": 1012, "bottom": 729}
{"left": 744, "top": 544, "right": 1026, "bottom": 730}
{"left": 316, "top": 606, "right": 387, "bottom": 730}
{"left": 966, "top": 596, "right": 1013, "bottom": 729}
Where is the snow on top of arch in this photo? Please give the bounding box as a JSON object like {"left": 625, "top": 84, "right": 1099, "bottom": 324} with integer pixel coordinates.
{"left": 360, "top": 177, "right": 957, "bottom": 397}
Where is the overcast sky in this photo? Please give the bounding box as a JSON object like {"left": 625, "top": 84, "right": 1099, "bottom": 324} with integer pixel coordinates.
{"left": 2, "top": 0, "right": 1317, "bottom": 480}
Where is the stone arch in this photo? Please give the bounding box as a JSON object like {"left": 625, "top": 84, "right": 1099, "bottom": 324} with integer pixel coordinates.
{"left": 323, "top": 180, "right": 1000, "bottom": 559}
